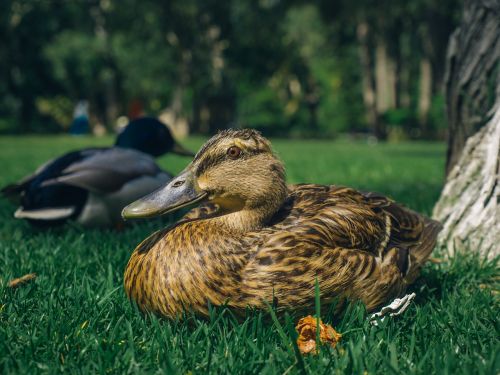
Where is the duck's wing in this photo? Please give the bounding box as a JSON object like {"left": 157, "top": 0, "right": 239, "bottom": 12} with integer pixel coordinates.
{"left": 1, "top": 148, "right": 102, "bottom": 203}
{"left": 237, "top": 184, "right": 441, "bottom": 311}
{"left": 283, "top": 185, "right": 441, "bottom": 266}
{"left": 366, "top": 191, "right": 442, "bottom": 283}
{"left": 266, "top": 185, "right": 390, "bottom": 252}
{"left": 11, "top": 148, "right": 169, "bottom": 225}
{"left": 1, "top": 149, "right": 110, "bottom": 197}
{"left": 41, "top": 147, "right": 167, "bottom": 194}
{"left": 3, "top": 149, "right": 102, "bottom": 222}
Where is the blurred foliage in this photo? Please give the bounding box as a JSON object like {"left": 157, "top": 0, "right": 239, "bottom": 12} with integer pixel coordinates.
{"left": 0, "top": 0, "right": 462, "bottom": 138}
{"left": 35, "top": 96, "right": 73, "bottom": 130}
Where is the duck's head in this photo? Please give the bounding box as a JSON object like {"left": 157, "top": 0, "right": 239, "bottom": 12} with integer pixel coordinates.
{"left": 115, "top": 117, "right": 193, "bottom": 157}
{"left": 122, "top": 129, "right": 287, "bottom": 230}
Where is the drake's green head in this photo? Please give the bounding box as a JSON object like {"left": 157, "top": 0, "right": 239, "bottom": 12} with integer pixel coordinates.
{"left": 116, "top": 117, "right": 193, "bottom": 157}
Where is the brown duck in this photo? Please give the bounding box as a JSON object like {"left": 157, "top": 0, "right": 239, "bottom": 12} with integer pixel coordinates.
{"left": 122, "top": 129, "right": 441, "bottom": 319}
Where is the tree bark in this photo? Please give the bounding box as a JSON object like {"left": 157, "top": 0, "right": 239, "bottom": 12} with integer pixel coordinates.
{"left": 417, "top": 58, "right": 432, "bottom": 137}
{"left": 433, "top": 0, "right": 500, "bottom": 259}
{"left": 356, "top": 22, "right": 378, "bottom": 134}
{"left": 375, "top": 39, "right": 396, "bottom": 114}
{"left": 442, "top": 0, "right": 500, "bottom": 174}
{"left": 373, "top": 38, "right": 397, "bottom": 139}
{"left": 433, "top": 105, "right": 499, "bottom": 259}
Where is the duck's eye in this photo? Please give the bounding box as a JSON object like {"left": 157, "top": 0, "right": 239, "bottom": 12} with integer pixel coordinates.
{"left": 227, "top": 146, "right": 242, "bottom": 159}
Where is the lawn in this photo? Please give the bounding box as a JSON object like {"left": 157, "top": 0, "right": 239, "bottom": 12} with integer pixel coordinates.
{"left": 0, "top": 135, "right": 498, "bottom": 374}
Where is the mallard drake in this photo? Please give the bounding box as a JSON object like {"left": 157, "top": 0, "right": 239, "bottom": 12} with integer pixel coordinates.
{"left": 121, "top": 129, "right": 441, "bottom": 319}
{"left": 2, "top": 117, "right": 193, "bottom": 227}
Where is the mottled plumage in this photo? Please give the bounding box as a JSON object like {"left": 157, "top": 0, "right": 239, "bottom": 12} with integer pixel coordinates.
{"left": 123, "top": 129, "right": 441, "bottom": 318}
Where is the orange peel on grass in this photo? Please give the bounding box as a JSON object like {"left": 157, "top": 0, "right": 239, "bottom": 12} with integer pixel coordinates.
{"left": 8, "top": 273, "right": 37, "bottom": 289}
{"left": 296, "top": 315, "right": 342, "bottom": 355}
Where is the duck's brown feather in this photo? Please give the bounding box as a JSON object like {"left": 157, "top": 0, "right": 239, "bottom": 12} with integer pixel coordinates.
{"left": 124, "top": 184, "right": 441, "bottom": 318}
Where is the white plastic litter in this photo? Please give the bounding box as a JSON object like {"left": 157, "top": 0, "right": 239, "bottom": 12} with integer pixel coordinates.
{"left": 369, "top": 292, "right": 416, "bottom": 326}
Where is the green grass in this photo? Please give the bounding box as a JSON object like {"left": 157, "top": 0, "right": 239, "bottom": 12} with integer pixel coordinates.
{"left": 0, "top": 135, "right": 498, "bottom": 374}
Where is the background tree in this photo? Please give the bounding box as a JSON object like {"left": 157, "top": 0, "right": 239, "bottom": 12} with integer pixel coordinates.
{"left": 433, "top": 0, "right": 499, "bottom": 259}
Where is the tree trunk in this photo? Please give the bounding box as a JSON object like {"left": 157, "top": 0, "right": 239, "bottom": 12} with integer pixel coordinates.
{"left": 160, "top": 49, "right": 190, "bottom": 139}
{"left": 433, "top": 0, "right": 500, "bottom": 259}
{"left": 374, "top": 38, "right": 397, "bottom": 139}
{"left": 417, "top": 58, "right": 432, "bottom": 137}
{"left": 442, "top": 0, "right": 500, "bottom": 174}
{"left": 375, "top": 40, "right": 396, "bottom": 114}
{"left": 305, "top": 76, "right": 320, "bottom": 133}
{"left": 356, "top": 22, "right": 378, "bottom": 134}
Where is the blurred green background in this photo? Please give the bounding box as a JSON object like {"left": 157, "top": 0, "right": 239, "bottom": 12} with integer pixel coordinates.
{"left": 0, "top": 0, "right": 461, "bottom": 140}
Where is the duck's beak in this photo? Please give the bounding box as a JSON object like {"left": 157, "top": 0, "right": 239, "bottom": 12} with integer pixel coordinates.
{"left": 171, "top": 142, "right": 195, "bottom": 157}
{"left": 121, "top": 168, "right": 206, "bottom": 219}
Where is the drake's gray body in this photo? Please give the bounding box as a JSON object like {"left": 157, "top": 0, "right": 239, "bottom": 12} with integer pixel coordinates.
{"left": 73, "top": 147, "right": 172, "bottom": 226}
{"left": 3, "top": 117, "right": 194, "bottom": 227}
{"left": 9, "top": 147, "right": 171, "bottom": 227}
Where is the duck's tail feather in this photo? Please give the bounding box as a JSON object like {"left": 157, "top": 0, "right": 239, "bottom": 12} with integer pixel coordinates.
{"left": 404, "top": 217, "right": 442, "bottom": 284}
{"left": 14, "top": 206, "right": 76, "bottom": 220}
{"left": 2, "top": 170, "right": 38, "bottom": 200}
{"left": 1, "top": 183, "right": 27, "bottom": 205}
{"left": 1, "top": 183, "right": 26, "bottom": 200}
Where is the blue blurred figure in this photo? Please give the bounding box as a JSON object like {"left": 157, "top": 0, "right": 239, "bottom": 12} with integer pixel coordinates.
{"left": 69, "top": 100, "right": 90, "bottom": 135}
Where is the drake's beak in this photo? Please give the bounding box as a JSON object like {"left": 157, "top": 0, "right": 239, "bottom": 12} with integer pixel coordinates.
{"left": 122, "top": 168, "right": 206, "bottom": 219}
{"left": 171, "top": 142, "right": 195, "bottom": 157}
